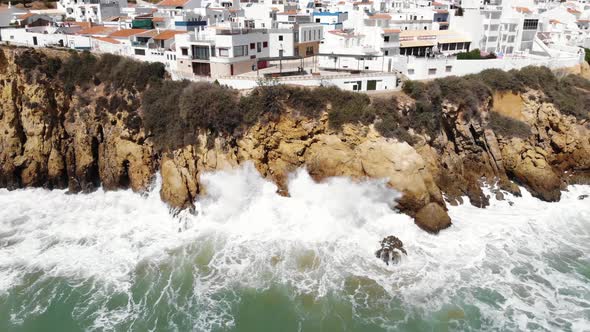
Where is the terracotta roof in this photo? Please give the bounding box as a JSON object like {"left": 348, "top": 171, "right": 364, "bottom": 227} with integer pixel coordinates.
{"left": 514, "top": 6, "right": 532, "bottom": 14}
{"left": 152, "top": 17, "right": 166, "bottom": 22}
{"left": 432, "top": 1, "right": 444, "bottom": 5}
{"left": 567, "top": 8, "right": 581, "bottom": 14}
{"left": 435, "top": 9, "right": 448, "bottom": 14}
{"left": 152, "top": 30, "right": 186, "bottom": 40}
{"left": 549, "top": 19, "right": 561, "bottom": 24}
{"left": 136, "top": 29, "right": 159, "bottom": 38}
{"left": 103, "top": 16, "right": 121, "bottom": 21}
{"left": 109, "top": 28, "right": 147, "bottom": 38}
{"left": 369, "top": 13, "right": 391, "bottom": 19}
{"left": 93, "top": 36, "right": 121, "bottom": 44}
{"left": 328, "top": 29, "right": 359, "bottom": 37}
{"left": 577, "top": 19, "right": 590, "bottom": 23}
{"left": 17, "top": 13, "right": 35, "bottom": 20}
{"left": 383, "top": 28, "right": 400, "bottom": 33}
{"left": 76, "top": 26, "right": 117, "bottom": 36}
{"left": 72, "top": 21, "right": 92, "bottom": 29}
{"left": 157, "top": 0, "right": 190, "bottom": 7}
{"left": 277, "top": 10, "right": 298, "bottom": 14}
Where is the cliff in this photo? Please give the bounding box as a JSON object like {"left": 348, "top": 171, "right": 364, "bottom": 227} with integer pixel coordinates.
{"left": 1, "top": 47, "right": 589, "bottom": 234}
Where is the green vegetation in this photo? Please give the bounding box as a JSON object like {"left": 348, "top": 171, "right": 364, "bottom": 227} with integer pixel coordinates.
{"left": 476, "top": 66, "right": 590, "bottom": 120}
{"left": 456, "top": 49, "right": 497, "bottom": 60}
{"left": 488, "top": 112, "right": 531, "bottom": 138}
{"left": 585, "top": 48, "right": 590, "bottom": 64}
{"left": 12, "top": 47, "right": 590, "bottom": 152}
{"left": 15, "top": 49, "right": 166, "bottom": 94}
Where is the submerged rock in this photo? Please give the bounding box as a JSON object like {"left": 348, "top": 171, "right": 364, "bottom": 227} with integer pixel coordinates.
{"left": 375, "top": 235, "right": 407, "bottom": 265}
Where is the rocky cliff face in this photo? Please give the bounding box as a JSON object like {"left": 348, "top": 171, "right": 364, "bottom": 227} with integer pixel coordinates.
{"left": 1, "top": 47, "right": 589, "bottom": 234}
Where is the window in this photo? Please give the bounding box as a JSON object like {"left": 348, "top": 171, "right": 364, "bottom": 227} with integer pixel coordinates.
{"left": 181, "top": 47, "right": 188, "bottom": 56}
{"left": 233, "top": 45, "right": 248, "bottom": 57}
{"left": 523, "top": 19, "right": 538, "bottom": 30}
{"left": 263, "top": 41, "right": 268, "bottom": 47}
{"left": 507, "top": 36, "right": 515, "bottom": 43}
{"left": 219, "top": 48, "right": 229, "bottom": 57}
{"left": 257, "top": 42, "right": 261, "bottom": 52}
{"left": 134, "top": 49, "right": 145, "bottom": 56}
{"left": 316, "top": 18, "right": 320, "bottom": 23}
{"left": 367, "top": 80, "right": 377, "bottom": 90}
{"left": 449, "top": 43, "right": 456, "bottom": 50}
{"left": 442, "top": 43, "right": 449, "bottom": 50}
{"left": 192, "top": 46, "right": 210, "bottom": 60}
{"left": 250, "top": 43, "right": 255, "bottom": 49}
{"left": 428, "top": 68, "right": 437, "bottom": 75}
{"left": 384, "top": 50, "right": 389, "bottom": 55}
{"left": 384, "top": 36, "right": 390, "bottom": 42}
{"left": 408, "top": 68, "right": 414, "bottom": 74}
{"left": 278, "top": 35, "right": 283, "bottom": 41}
{"left": 445, "top": 65, "right": 452, "bottom": 72}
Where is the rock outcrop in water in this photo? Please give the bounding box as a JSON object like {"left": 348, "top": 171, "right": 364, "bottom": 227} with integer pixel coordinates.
{"left": 375, "top": 235, "right": 407, "bottom": 265}
{"left": 0, "top": 47, "right": 589, "bottom": 234}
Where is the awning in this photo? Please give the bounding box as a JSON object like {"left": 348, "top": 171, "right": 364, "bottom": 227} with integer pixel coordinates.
{"left": 438, "top": 38, "right": 471, "bottom": 44}
{"left": 400, "top": 40, "right": 436, "bottom": 48}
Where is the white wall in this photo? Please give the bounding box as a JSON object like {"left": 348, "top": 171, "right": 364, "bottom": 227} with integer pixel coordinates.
{"left": 397, "top": 53, "right": 585, "bottom": 80}
{"left": 1, "top": 28, "right": 92, "bottom": 49}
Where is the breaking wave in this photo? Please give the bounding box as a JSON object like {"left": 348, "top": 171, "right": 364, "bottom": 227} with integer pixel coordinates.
{"left": 0, "top": 163, "right": 588, "bottom": 331}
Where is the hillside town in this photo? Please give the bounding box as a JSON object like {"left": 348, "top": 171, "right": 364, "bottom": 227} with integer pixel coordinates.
{"left": 0, "top": 0, "right": 587, "bottom": 91}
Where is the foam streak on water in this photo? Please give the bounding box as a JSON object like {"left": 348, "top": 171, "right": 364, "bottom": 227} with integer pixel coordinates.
{"left": 0, "top": 163, "right": 588, "bottom": 332}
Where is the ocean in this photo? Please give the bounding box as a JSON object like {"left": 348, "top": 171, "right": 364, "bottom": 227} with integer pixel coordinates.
{"left": 0, "top": 163, "right": 589, "bottom": 332}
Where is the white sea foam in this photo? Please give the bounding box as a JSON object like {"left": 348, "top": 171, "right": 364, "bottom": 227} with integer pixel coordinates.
{"left": 0, "top": 162, "right": 588, "bottom": 331}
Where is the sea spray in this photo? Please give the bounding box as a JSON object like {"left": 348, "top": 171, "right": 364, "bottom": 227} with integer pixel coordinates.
{"left": 0, "top": 163, "right": 589, "bottom": 331}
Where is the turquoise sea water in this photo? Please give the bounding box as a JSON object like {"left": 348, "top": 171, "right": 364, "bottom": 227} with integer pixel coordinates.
{"left": 0, "top": 165, "right": 589, "bottom": 331}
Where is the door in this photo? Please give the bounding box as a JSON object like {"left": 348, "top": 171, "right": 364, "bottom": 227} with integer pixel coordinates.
{"left": 33, "top": 36, "right": 38, "bottom": 46}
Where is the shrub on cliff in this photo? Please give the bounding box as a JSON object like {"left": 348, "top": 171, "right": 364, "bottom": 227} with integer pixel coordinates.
{"left": 178, "top": 82, "right": 241, "bottom": 134}
{"left": 95, "top": 53, "right": 165, "bottom": 91}
{"left": 325, "top": 87, "right": 373, "bottom": 129}
{"left": 143, "top": 80, "right": 242, "bottom": 151}
{"left": 477, "top": 69, "right": 523, "bottom": 93}
{"left": 487, "top": 111, "right": 531, "bottom": 138}
{"left": 142, "top": 80, "right": 189, "bottom": 150}
{"left": 371, "top": 97, "right": 416, "bottom": 144}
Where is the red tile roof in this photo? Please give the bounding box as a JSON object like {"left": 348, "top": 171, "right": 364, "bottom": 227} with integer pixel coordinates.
{"left": 76, "top": 26, "right": 117, "bottom": 36}
{"left": 17, "top": 13, "right": 35, "bottom": 20}
{"left": 567, "top": 8, "right": 581, "bottom": 14}
{"left": 72, "top": 21, "right": 92, "bottom": 29}
{"left": 152, "top": 30, "right": 187, "bottom": 40}
{"left": 157, "top": 0, "right": 191, "bottom": 7}
{"left": 108, "top": 28, "right": 147, "bottom": 38}
{"left": 514, "top": 6, "right": 532, "bottom": 14}
{"left": 383, "top": 28, "right": 400, "bottom": 33}
{"left": 369, "top": 13, "right": 391, "bottom": 19}
{"left": 93, "top": 36, "right": 121, "bottom": 44}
